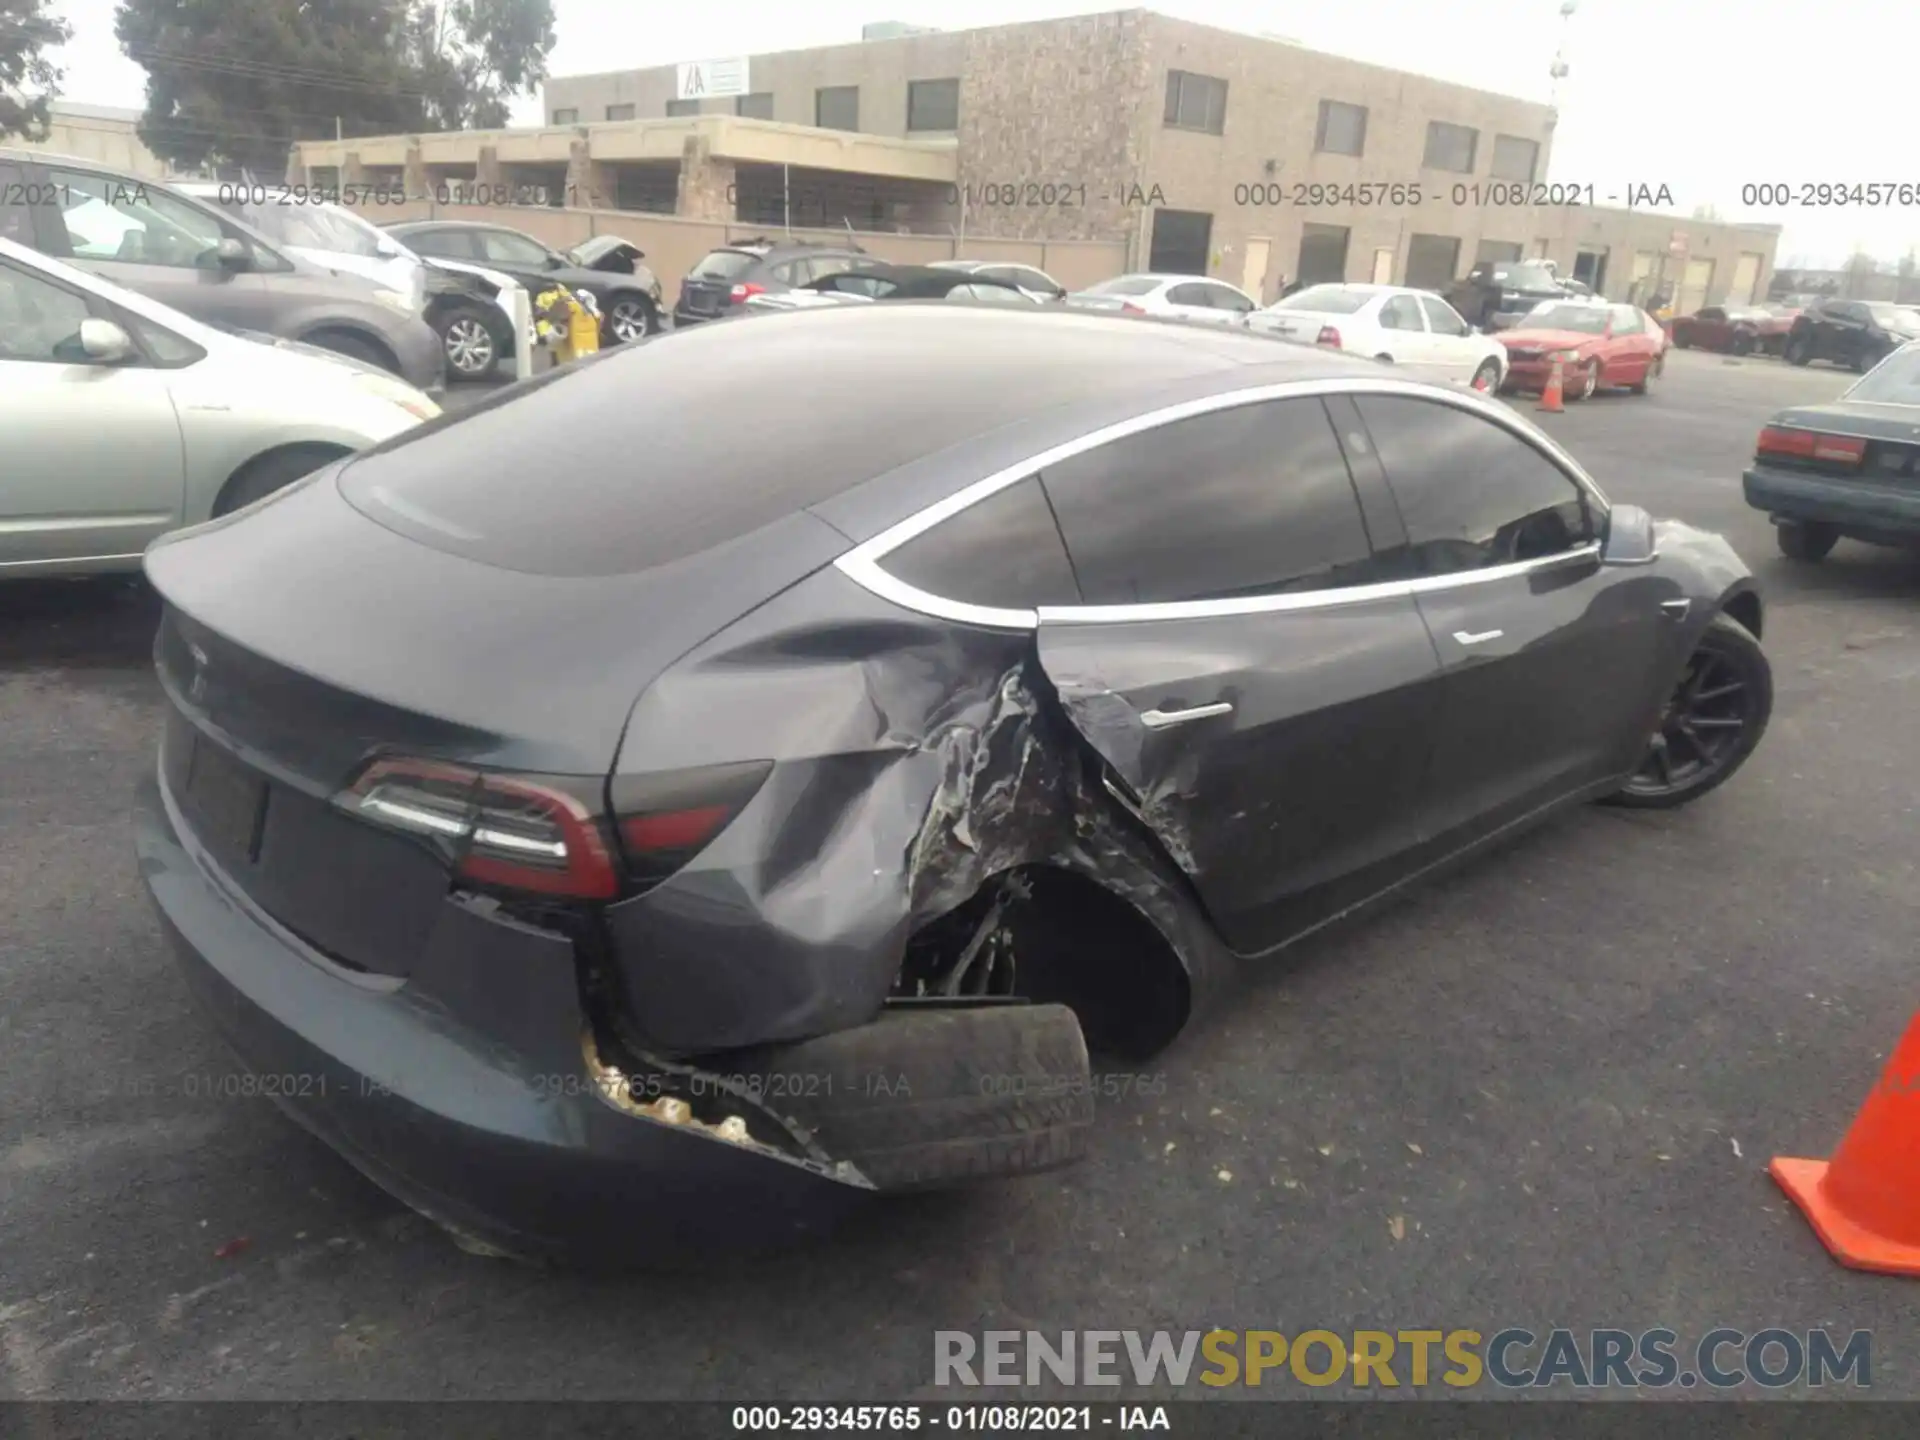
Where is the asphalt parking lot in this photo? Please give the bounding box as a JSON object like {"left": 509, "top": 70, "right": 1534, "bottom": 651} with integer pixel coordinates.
{"left": 4, "top": 346, "right": 1918, "bottom": 1403}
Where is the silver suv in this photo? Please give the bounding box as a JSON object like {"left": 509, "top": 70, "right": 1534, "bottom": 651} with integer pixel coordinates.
{"left": 0, "top": 149, "right": 443, "bottom": 392}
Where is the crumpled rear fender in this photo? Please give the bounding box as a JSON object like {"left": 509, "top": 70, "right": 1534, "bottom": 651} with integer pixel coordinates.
{"left": 601, "top": 567, "right": 1228, "bottom": 1056}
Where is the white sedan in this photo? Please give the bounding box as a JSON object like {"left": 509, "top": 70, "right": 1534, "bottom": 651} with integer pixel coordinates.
{"left": 1063, "top": 273, "right": 1258, "bottom": 327}
{"left": 1, "top": 236, "right": 437, "bottom": 579}
{"left": 1247, "top": 283, "right": 1508, "bottom": 391}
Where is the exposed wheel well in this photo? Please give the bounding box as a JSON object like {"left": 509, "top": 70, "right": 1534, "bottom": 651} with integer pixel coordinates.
{"left": 896, "top": 864, "right": 1192, "bottom": 1062}
{"left": 1721, "top": 588, "right": 1763, "bottom": 641}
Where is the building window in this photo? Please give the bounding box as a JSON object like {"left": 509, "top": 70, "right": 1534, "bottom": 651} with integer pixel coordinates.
{"left": 665, "top": 100, "right": 698, "bottom": 118}
{"left": 606, "top": 103, "right": 636, "bottom": 121}
{"left": 1474, "top": 239, "right": 1523, "bottom": 265}
{"left": 906, "top": 77, "right": 959, "bottom": 132}
{"left": 1405, "top": 233, "right": 1463, "bottom": 290}
{"left": 1163, "top": 70, "right": 1227, "bottom": 135}
{"left": 735, "top": 92, "right": 774, "bottom": 120}
{"left": 816, "top": 85, "right": 859, "bottom": 132}
{"left": 1422, "top": 121, "right": 1478, "bottom": 173}
{"left": 1314, "top": 100, "right": 1367, "bottom": 156}
{"left": 550, "top": 108, "right": 579, "bottom": 124}
{"left": 1491, "top": 135, "right": 1539, "bottom": 183}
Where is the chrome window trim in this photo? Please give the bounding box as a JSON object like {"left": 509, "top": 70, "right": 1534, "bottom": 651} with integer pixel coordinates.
{"left": 832, "top": 376, "right": 1611, "bottom": 632}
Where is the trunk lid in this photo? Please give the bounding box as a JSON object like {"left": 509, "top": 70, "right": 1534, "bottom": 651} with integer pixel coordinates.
{"left": 146, "top": 458, "right": 847, "bottom": 977}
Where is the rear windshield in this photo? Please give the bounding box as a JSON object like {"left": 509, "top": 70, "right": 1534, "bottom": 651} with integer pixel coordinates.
{"left": 1269, "top": 286, "right": 1370, "bottom": 314}
{"left": 1524, "top": 304, "right": 1610, "bottom": 333}
{"left": 689, "top": 249, "right": 761, "bottom": 280}
{"left": 334, "top": 311, "right": 1202, "bottom": 577}
{"left": 1848, "top": 345, "right": 1920, "bottom": 404}
{"left": 1081, "top": 277, "right": 1160, "bottom": 296}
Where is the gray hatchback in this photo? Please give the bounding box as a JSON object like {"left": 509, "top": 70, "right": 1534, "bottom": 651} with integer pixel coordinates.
{"left": 0, "top": 150, "right": 443, "bottom": 392}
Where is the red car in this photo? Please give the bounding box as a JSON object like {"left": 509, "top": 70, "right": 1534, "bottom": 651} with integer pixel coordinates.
{"left": 1495, "top": 301, "right": 1666, "bottom": 400}
{"left": 1671, "top": 304, "right": 1797, "bottom": 356}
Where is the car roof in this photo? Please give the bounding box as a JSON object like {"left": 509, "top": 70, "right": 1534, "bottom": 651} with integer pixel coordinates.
{"left": 340, "top": 304, "right": 1399, "bottom": 567}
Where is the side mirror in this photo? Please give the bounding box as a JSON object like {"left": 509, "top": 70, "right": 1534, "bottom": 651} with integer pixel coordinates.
{"left": 1600, "top": 503, "right": 1658, "bottom": 566}
{"left": 213, "top": 237, "right": 252, "bottom": 272}
{"left": 375, "top": 239, "right": 402, "bottom": 259}
{"left": 78, "top": 318, "right": 135, "bottom": 364}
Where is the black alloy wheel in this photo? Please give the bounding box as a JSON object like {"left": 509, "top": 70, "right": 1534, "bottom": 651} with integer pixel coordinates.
{"left": 1608, "top": 613, "right": 1771, "bottom": 809}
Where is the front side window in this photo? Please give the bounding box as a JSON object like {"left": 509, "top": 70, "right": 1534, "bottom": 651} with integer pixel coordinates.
{"left": 1163, "top": 70, "right": 1228, "bottom": 134}
{"left": 478, "top": 230, "right": 555, "bottom": 267}
{"left": 44, "top": 168, "right": 236, "bottom": 269}
{"left": 881, "top": 475, "right": 1079, "bottom": 608}
{"left": 1379, "top": 294, "right": 1423, "bottom": 331}
{"left": 1418, "top": 295, "right": 1467, "bottom": 335}
{"left": 1355, "top": 395, "right": 1595, "bottom": 577}
{"left": 0, "top": 260, "right": 94, "bottom": 362}
{"left": 1039, "top": 399, "right": 1379, "bottom": 605}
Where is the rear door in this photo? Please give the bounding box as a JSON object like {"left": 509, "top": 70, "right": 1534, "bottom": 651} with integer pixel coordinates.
{"left": 0, "top": 253, "right": 186, "bottom": 568}
{"left": 1608, "top": 304, "right": 1656, "bottom": 382}
{"left": 1029, "top": 394, "right": 1447, "bottom": 954}
{"left": 1352, "top": 393, "right": 1677, "bottom": 843}
{"left": 1375, "top": 292, "right": 1435, "bottom": 373}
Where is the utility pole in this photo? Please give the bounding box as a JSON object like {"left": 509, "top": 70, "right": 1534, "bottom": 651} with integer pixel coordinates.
{"left": 1549, "top": 1, "right": 1576, "bottom": 113}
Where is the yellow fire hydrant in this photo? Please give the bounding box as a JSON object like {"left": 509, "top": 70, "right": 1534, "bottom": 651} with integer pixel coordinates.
{"left": 533, "top": 285, "right": 601, "bottom": 365}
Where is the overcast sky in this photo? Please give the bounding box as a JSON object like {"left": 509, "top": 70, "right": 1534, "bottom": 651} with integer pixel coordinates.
{"left": 45, "top": 0, "right": 1911, "bottom": 267}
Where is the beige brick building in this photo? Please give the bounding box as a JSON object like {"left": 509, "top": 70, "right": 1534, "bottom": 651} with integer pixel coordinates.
{"left": 293, "top": 9, "right": 1780, "bottom": 309}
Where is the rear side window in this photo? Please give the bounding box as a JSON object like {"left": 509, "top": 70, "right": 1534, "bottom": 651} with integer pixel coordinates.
{"left": 1355, "top": 396, "right": 1595, "bottom": 576}
{"left": 1039, "top": 399, "right": 1378, "bottom": 605}
{"left": 690, "top": 249, "right": 760, "bottom": 280}
{"left": 881, "top": 476, "right": 1080, "bottom": 608}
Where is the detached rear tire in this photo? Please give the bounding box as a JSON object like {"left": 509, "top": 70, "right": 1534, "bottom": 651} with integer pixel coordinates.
{"left": 722, "top": 1004, "right": 1093, "bottom": 1192}
{"left": 1776, "top": 519, "right": 1839, "bottom": 562}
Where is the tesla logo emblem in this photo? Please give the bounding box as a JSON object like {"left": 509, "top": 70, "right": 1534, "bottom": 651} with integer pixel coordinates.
{"left": 187, "top": 642, "right": 210, "bottom": 703}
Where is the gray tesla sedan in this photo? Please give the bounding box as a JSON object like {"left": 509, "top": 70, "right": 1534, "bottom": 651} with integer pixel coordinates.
{"left": 133, "top": 304, "right": 1771, "bottom": 1265}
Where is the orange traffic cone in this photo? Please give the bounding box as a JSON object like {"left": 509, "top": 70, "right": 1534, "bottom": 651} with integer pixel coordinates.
{"left": 1537, "top": 355, "right": 1565, "bottom": 412}
{"left": 1771, "top": 1011, "right": 1920, "bottom": 1276}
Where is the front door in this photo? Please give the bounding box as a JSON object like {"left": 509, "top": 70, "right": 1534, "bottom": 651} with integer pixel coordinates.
{"left": 36, "top": 164, "right": 271, "bottom": 332}
{"left": 1028, "top": 395, "right": 1446, "bottom": 954}
{"left": 1350, "top": 393, "right": 1676, "bottom": 842}
{"left": 0, "top": 255, "right": 185, "bottom": 569}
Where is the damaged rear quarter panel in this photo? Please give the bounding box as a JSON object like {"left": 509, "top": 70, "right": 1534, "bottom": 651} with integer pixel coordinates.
{"left": 602, "top": 567, "right": 1228, "bottom": 1056}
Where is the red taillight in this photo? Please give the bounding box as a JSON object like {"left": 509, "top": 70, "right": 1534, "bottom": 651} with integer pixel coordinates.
{"left": 1757, "top": 425, "right": 1865, "bottom": 465}
{"left": 340, "top": 758, "right": 619, "bottom": 900}
{"left": 730, "top": 282, "right": 765, "bottom": 302}
{"left": 621, "top": 805, "right": 732, "bottom": 854}
{"left": 1316, "top": 326, "right": 1342, "bottom": 349}
{"left": 610, "top": 760, "right": 774, "bottom": 887}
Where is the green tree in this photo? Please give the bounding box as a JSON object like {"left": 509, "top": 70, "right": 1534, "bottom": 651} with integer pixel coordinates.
{"left": 0, "top": 0, "right": 74, "bottom": 141}
{"left": 114, "top": 0, "right": 554, "bottom": 177}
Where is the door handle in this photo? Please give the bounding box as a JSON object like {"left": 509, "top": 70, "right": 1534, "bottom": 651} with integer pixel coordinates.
{"left": 1660, "top": 598, "right": 1690, "bottom": 621}
{"left": 1452, "top": 629, "right": 1504, "bottom": 646}
{"left": 1140, "top": 701, "right": 1234, "bottom": 729}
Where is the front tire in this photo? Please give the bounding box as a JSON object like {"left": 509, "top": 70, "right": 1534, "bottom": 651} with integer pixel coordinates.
{"left": 604, "top": 294, "right": 657, "bottom": 345}
{"left": 1470, "top": 358, "right": 1501, "bottom": 393}
{"left": 1576, "top": 358, "right": 1601, "bottom": 400}
{"left": 1784, "top": 335, "right": 1811, "bottom": 366}
{"left": 435, "top": 303, "right": 500, "bottom": 380}
{"left": 1603, "top": 612, "right": 1771, "bottom": 810}
{"left": 1776, "top": 519, "right": 1839, "bottom": 562}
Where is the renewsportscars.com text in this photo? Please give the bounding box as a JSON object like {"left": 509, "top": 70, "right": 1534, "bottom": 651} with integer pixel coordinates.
{"left": 934, "top": 1328, "right": 1871, "bottom": 1390}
